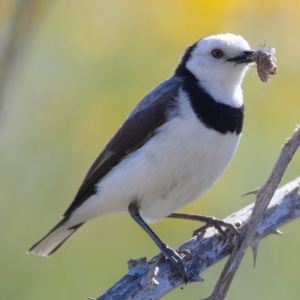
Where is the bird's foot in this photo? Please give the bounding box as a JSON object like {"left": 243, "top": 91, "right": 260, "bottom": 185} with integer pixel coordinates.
{"left": 158, "top": 245, "right": 191, "bottom": 283}
{"left": 176, "top": 249, "right": 192, "bottom": 260}
{"left": 193, "top": 216, "right": 242, "bottom": 246}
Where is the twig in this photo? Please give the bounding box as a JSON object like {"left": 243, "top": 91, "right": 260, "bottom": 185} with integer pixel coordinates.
{"left": 208, "top": 125, "right": 300, "bottom": 300}
{"left": 95, "top": 127, "right": 300, "bottom": 300}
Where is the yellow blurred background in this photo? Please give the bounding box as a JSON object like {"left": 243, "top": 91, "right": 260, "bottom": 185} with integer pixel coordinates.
{"left": 1, "top": 1, "right": 300, "bottom": 299}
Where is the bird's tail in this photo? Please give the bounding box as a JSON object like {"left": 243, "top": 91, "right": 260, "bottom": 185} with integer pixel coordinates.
{"left": 27, "top": 218, "right": 84, "bottom": 257}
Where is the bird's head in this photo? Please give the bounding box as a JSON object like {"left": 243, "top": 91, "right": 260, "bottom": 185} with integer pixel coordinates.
{"left": 177, "top": 33, "right": 254, "bottom": 106}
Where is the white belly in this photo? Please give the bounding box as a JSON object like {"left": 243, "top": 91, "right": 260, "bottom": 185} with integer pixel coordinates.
{"left": 72, "top": 93, "right": 241, "bottom": 224}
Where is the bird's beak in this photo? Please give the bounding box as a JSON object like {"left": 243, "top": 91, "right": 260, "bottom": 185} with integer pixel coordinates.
{"left": 228, "top": 50, "right": 255, "bottom": 64}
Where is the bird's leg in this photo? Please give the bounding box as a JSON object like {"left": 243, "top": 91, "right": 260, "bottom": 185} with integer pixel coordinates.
{"left": 128, "top": 201, "right": 190, "bottom": 283}
{"left": 168, "top": 213, "right": 241, "bottom": 245}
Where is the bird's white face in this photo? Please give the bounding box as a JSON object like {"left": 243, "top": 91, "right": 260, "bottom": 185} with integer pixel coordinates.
{"left": 185, "top": 33, "right": 253, "bottom": 106}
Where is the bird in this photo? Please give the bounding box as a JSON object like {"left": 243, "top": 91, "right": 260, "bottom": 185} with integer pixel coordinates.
{"left": 28, "top": 33, "right": 255, "bottom": 281}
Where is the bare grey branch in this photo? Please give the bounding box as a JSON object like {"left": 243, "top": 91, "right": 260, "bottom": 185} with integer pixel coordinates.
{"left": 209, "top": 125, "right": 300, "bottom": 299}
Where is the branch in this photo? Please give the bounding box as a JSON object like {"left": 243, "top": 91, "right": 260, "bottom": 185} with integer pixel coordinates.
{"left": 95, "top": 126, "right": 300, "bottom": 300}
{"left": 208, "top": 125, "right": 300, "bottom": 299}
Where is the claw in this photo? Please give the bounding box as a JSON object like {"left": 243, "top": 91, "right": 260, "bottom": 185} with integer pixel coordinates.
{"left": 193, "top": 217, "right": 242, "bottom": 247}
{"left": 177, "top": 249, "right": 192, "bottom": 260}
{"left": 161, "top": 246, "right": 189, "bottom": 284}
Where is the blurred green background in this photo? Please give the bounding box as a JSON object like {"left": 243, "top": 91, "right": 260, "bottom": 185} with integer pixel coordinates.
{"left": 1, "top": 1, "right": 300, "bottom": 299}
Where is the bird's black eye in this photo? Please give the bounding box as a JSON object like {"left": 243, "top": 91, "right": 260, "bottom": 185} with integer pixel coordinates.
{"left": 211, "top": 49, "right": 224, "bottom": 59}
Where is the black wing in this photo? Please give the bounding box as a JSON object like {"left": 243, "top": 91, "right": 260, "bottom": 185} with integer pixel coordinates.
{"left": 63, "top": 78, "right": 181, "bottom": 217}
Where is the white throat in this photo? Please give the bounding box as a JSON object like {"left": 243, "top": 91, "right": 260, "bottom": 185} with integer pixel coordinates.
{"left": 199, "top": 77, "right": 244, "bottom": 108}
